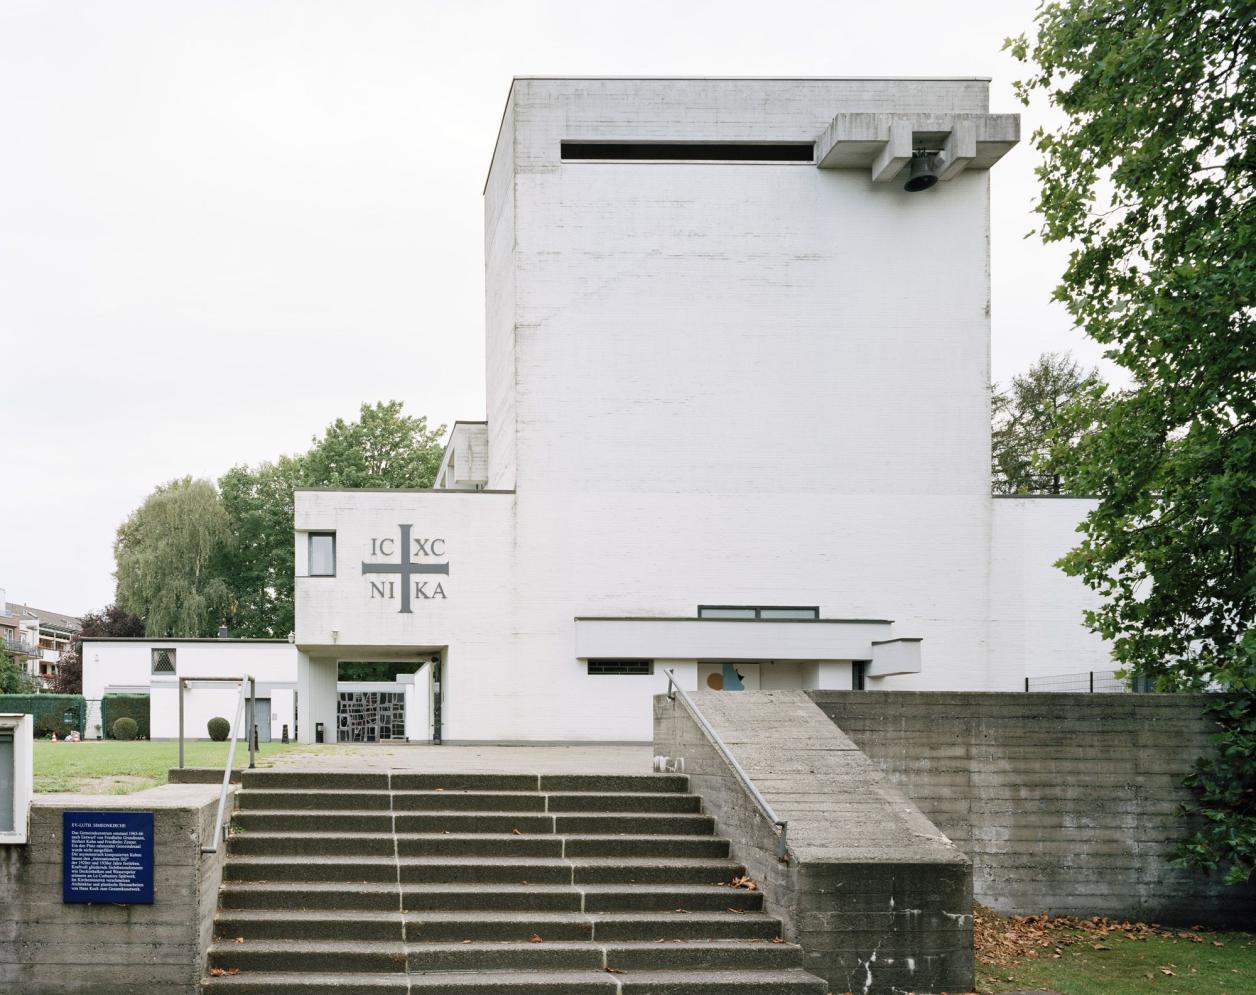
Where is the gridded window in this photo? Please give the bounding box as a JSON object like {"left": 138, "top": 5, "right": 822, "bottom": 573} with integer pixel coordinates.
{"left": 151, "top": 648, "right": 176, "bottom": 675}
{"left": 587, "top": 659, "right": 654, "bottom": 676}
{"left": 698, "top": 606, "right": 819, "bottom": 620}
{"left": 309, "top": 532, "right": 336, "bottom": 576}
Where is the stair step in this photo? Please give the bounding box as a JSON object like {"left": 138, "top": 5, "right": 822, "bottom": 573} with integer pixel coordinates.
{"left": 215, "top": 909, "right": 782, "bottom": 943}
{"left": 237, "top": 772, "right": 691, "bottom": 793}
{"left": 232, "top": 809, "right": 717, "bottom": 835}
{"left": 215, "top": 910, "right": 403, "bottom": 941}
{"left": 201, "top": 969, "right": 827, "bottom": 994}
{"left": 232, "top": 811, "right": 395, "bottom": 832}
{"left": 237, "top": 790, "right": 702, "bottom": 815}
{"left": 220, "top": 882, "right": 401, "bottom": 911}
{"left": 228, "top": 831, "right": 730, "bottom": 859}
{"left": 226, "top": 855, "right": 743, "bottom": 885}
{"left": 208, "top": 939, "right": 804, "bottom": 974}
{"left": 401, "top": 884, "right": 764, "bottom": 913}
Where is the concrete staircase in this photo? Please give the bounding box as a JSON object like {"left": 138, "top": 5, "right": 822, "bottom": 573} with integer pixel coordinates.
{"left": 200, "top": 770, "right": 828, "bottom": 994}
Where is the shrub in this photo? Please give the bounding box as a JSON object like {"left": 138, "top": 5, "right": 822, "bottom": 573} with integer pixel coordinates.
{"left": 0, "top": 694, "right": 86, "bottom": 736}
{"left": 207, "top": 717, "right": 230, "bottom": 742}
{"left": 112, "top": 717, "right": 138, "bottom": 740}
{"left": 36, "top": 714, "right": 69, "bottom": 739}
{"left": 102, "top": 694, "right": 150, "bottom": 740}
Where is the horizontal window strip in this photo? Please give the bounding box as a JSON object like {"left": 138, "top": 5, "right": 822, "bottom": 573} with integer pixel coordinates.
{"left": 587, "top": 659, "right": 655, "bottom": 675}
{"left": 561, "top": 142, "right": 814, "bottom": 162}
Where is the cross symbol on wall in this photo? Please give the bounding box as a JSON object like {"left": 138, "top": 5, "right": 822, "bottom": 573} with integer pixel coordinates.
{"left": 362, "top": 524, "right": 449, "bottom": 613}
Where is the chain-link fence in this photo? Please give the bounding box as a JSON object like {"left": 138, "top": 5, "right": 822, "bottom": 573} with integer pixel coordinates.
{"left": 1023, "top": 670, "right": 1156, "bottom": 693}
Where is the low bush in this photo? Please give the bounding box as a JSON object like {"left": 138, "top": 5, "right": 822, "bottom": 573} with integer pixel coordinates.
{"left": 112, "top": 716, "right": 138, "bottom": 741}
{"left": 207, "top": 716, "right": 230, "bottom": 742}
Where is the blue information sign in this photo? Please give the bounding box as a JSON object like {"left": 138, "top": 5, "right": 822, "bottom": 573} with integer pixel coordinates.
{"left": 63, "top": 811, "right": 154, "bottom": 904}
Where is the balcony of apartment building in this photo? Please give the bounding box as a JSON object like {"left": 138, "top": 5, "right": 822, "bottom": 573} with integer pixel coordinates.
{"left": 1, "top": 630, "right": 41, "bottom": 660}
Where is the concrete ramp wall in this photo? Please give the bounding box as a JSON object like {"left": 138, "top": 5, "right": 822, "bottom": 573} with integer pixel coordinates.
{"left": 654, "top": 689, "right": 972, "bottom": 995}
{"left": 810, "top": 691, "right": 1256, "bottom": 926}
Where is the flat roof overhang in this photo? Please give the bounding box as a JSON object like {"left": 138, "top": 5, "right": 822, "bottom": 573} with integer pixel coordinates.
{"left": 574, "top": 617, "right": 920, "bottom": 675}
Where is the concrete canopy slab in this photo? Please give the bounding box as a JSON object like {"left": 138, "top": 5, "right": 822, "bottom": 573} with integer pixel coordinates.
{"left": 815, "top": 111, "right": 1020, "bottom": 178}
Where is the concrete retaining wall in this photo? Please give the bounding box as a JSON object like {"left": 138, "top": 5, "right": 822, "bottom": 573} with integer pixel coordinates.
{"left": 0, "top": 783, "right": 230, "bottom": 993}
{"left": 810, "top": 691, "right": 1256, "bottom": 925}
{"left": 654, "top": 689, "right": 973, "bottom": 995}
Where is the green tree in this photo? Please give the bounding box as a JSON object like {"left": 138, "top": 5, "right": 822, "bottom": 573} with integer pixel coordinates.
{"left": 1009, "top": 0, "right": 1255, "bottom": 882}
{"left": 218, "top": 456, "right": 305, "bottom": 638}
{"left": 0, "top": 648, "right": 35, "bottom": 695}
{"left": 303, "top": 401, "right": 445, "bottom": 489}
{"left": 218, "top": 402, "right": 446, "bottom": 637}
{"left": 992, "top": 352, "right": 1106, "bottom": 494}
{"left": 114, "top": 477, "right": 233, "bottom": 637}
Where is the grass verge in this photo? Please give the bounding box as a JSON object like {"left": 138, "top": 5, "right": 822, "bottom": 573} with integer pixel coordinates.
{"left": 33, "top": 740, "right": 320, "bottom": 794}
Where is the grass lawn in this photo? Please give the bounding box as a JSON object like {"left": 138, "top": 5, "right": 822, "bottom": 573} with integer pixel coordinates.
{"left": 976, "top": 907, "right": 1256, "bottom": 995}
{"left": 33, "top": 740, "right": 320, "bottom": 794}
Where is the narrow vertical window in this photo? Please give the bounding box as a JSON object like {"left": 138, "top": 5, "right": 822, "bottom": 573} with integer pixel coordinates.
{"left": 309, "top": 533, "right": 336, "bottom": 577}
{"left": 852, "top": 662, "right": 868, "bottom": 691}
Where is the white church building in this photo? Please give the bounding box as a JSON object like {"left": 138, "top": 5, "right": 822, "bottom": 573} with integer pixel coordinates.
{"left": 290, "top": 77, "right": 1110, "bottom": 744}
{"left": 83, "top": 77, "right": 1111, "bottom": 745}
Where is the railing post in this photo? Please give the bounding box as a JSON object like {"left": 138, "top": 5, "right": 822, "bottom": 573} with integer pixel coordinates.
{"left": 248, "top": 678, "right": 257, "bottom": 770}
{"left": 1089, "top": 671, "right": 1094, "bottom": 693}
{"left": 178, "top": 678, "right": 185, "bottom": 769}
{"left": 1024, "top": 677, "right": 1029, "bottom": 693}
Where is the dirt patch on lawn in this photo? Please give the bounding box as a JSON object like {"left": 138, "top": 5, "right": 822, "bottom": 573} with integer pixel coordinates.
{"left": 35, "top": 774, "right": 158, "bottom": 795}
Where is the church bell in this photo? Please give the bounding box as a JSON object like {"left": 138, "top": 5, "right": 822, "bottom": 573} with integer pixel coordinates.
{"left": 904, "top": 151, "right": 939, "bottom": 192}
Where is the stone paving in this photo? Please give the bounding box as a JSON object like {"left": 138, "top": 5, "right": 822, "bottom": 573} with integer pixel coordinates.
{"left": 265, "top": 742, "right": 655, "bottom": 774}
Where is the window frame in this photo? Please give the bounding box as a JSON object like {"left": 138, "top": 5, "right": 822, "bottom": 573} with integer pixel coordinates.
{"left": 151, "top": 647, "right": 177, "bottom": 676}
{"left": 697, "top": 605, "right": 820, "bottom": 620}
{"left": 308, "top": 532, "right": 337, "bottom": 577}
{"left": 587, "top": 659, "right": 655, "bottom": 676}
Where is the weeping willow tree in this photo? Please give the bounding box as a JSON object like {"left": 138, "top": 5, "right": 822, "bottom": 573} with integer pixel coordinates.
{"left": 114, "top": 477, "right": 233, "bottom": 637}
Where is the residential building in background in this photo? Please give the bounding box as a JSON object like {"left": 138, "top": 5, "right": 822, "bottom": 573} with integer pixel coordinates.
{"left": 0, "top": 588, "right": 80, "bottom": 687}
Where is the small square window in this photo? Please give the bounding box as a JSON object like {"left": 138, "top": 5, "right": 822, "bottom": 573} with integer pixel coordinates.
{"left": 309, "top": 533, "right": 336, "bottom": 577}
{"left": 151, "top": 648, "right": 176, "bottom": 675}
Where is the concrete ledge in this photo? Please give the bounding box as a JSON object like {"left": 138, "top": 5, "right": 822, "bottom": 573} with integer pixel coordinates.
{"left": 168, "top": 767, "right": 244, "bottom": 785}
{"left": 0, "top": 782, "right": 235, "bottom": 994}
{"left": 654, "top": 689, "right": 972, "bottom": 995}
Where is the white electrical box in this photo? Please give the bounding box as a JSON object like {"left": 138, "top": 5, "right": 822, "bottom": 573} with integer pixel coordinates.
{"left": 0, "top": 713, "right": 33, "bottom": 845}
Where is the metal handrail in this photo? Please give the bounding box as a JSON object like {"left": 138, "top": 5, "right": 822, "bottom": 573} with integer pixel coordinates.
{"left": 664, "top": 669, "right": 789, "bottom": 861}
{"left": 176, "top": 675, "right": 256, "bottom": 854}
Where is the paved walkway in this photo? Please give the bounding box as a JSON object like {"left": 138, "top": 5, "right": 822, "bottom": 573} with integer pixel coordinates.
{"left": 266, "top": 742, "right": 655, "bottom": 774}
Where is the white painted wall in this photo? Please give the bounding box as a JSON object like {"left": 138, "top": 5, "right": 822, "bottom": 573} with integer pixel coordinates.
{"left": 989, "top": 497, "right": 1113, "bottom": 688}
{"left": 81, "top": 640, "right": 297, "bottom": 740}
{"left": 291, "top": 79, "right": 1113, "bottom": 742}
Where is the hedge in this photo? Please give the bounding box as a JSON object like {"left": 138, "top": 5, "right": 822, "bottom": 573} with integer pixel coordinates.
{"left": 0, "top": 694, "right": 86, "bottom": 737}
{"left": 102, "top": 694, "right": 150, "bottom": 740}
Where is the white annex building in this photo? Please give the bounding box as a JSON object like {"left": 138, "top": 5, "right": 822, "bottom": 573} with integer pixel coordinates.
{"left": 290, "top": 77, "right": 1110, "bottom": 744}
{"left": 82, "top": 78, "right": 1111, "bottom": 745}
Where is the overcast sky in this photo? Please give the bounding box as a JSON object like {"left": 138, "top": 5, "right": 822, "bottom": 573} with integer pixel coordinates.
{"left": 0, "top": 0, "right": 1113, "bottom": 616}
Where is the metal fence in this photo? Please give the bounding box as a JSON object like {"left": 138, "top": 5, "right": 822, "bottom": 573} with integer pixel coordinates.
{"left": 1024, "top": 670, "right": 1156, "bottom": 693}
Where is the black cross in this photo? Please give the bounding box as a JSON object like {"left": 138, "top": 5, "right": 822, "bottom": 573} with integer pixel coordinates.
{"left": 362, "top": 524, "right": 449, "bottom": 613}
